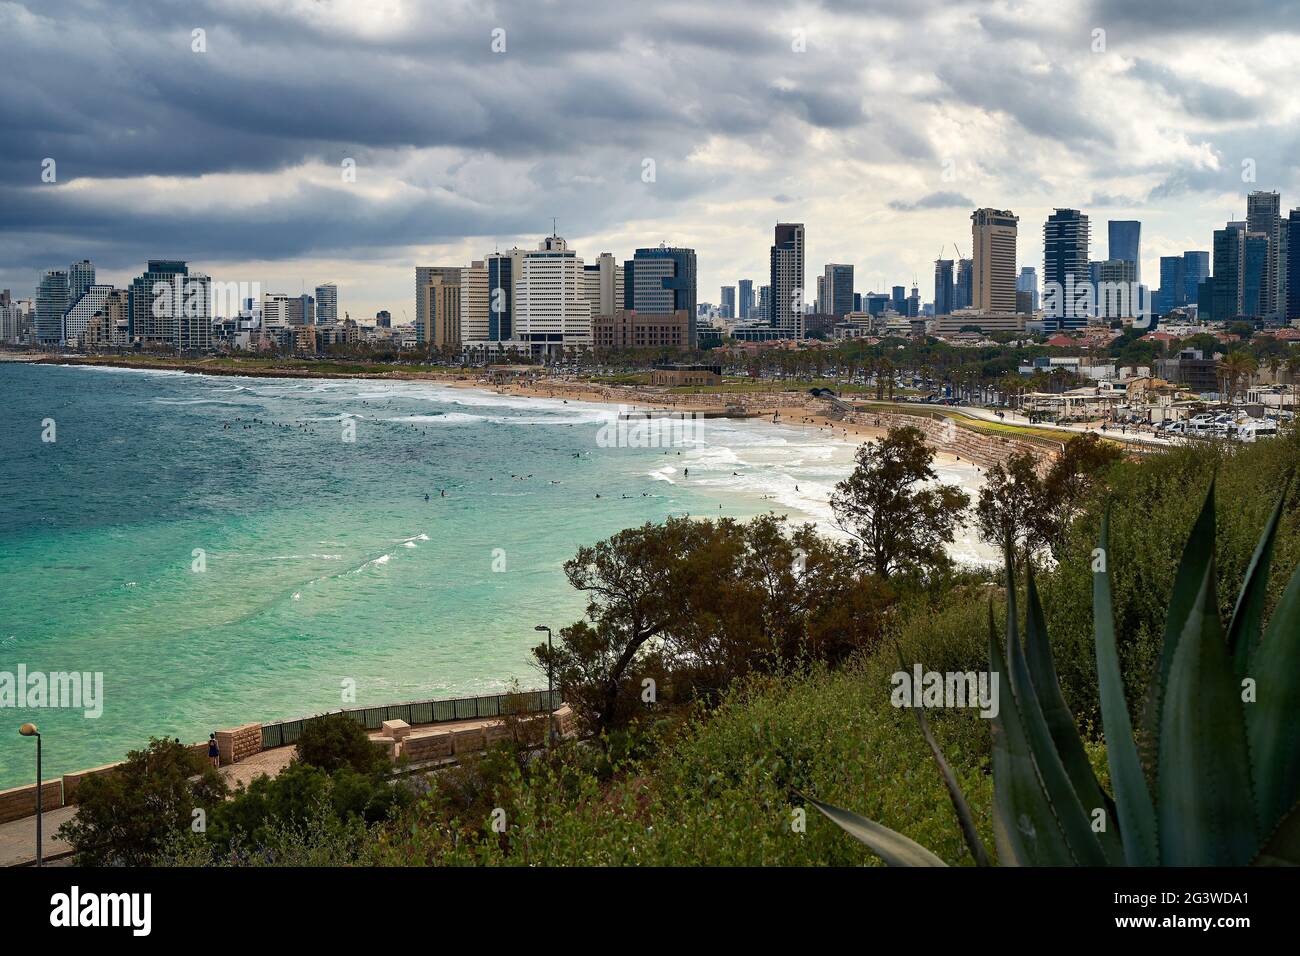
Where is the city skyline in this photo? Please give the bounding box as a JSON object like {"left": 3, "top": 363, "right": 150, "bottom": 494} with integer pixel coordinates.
{"left": 4, "top": 1, "right": 1300, "bottom": 320}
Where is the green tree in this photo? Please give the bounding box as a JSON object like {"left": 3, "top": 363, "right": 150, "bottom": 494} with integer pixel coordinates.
{"left": 830, "top": 426, "right": 970, "bottom": 580}
{"left": 296, "top": 711, "right": 389, "bottom": 775}
{"left": 58, "top": 737, "right": 228, "bottom": 866}
{"left": 974, "top": 451, "right": 1045, "bottom": 560}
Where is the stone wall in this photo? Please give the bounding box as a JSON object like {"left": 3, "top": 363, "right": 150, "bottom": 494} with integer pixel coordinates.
{"left": 62, "top": 762, "right": 124, "bottom": 805}
{"left": 0, "top": 780, "right": 63, "bottom": 824}
{"left": 215, "top": 723, "right": 262, "bottom": 767}
{"left": 855, "top": 411, "right": 1061, "bottom": 472}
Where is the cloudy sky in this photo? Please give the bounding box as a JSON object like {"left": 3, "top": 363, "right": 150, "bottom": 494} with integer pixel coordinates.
{"left": 3, "top": 0, "right": 1300, "bottom": 320}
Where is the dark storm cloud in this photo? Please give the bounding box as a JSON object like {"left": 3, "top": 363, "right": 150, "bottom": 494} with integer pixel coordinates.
{"left": 1089, "top": 0, "right": 1300, "bottom": 34}
{"left": 1127, "top": 61, "right": 1261, "bottom": 122}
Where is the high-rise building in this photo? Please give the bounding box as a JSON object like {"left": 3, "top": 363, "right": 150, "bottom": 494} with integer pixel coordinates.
{"left": 1242, "top": 232, "right": 1269, "bottom": 318}
{"left": 64, "top": 285, "right": 115, "bottom": 346}
{"left": 583, "top": 252, "right": 623, "bottom": 318}
{"left": 129, "top": 260, "right": 197, "bottom": 347}
{"left": 314, "top": 283, "right": 337, "bottom": 325}
{"left": 1183, "top": 251, "right": 1210, "bottom": 308}
{"left": 485, "top": 252, "right": 518, "bottom": 341}
{"left": 624, "top": 246, "right": 698, "bottom": 345}
{"left": 955, "top": 259, "right": 973, "bottom": 309}
{"left": 769, "top": 223, "right": 805, "bottom": 337}
{"left": 261, "top": 293, "right": 291, "bottom": 327}
{"left": 429, "top": 275, "right": 462, "bottom": 348}
{"left": 1094, "top": 259, "right": 1138, "bottom": 319}
{"left": 1017, "top": 266, "right": 1039, "bottom": 312}
{"left": 1157, "top": 256, "right": 1186, "bottom": 313}
{"left": 720, "top": 285, "right": 736, "bottom": 319}
{"left": 738, "top": 279, "right": 754, "bottom": 320}
{"left": 514, "top": 232, "right": 590, "bottom": 353}
{"left": 68, "top": 260, "right": 96, "bottom": 303}
{"left": 1287, "top": 210, "right": 1300, "bottom": 323}
{"left": 286, "top": 294, "right": 314, "bottom": 326}
{"left": 36, "top": 270, "right": 70, "bottom": 346}
{"left": 1211, "top": 223, "right": 1245, "bottom": 321}
{"left": 757, "top": 285, "right": 771, "bottom": 323}
{"left": 933, "top": 259, "right": 955, "bottom": 316}
{"left": 891, "top": 286, "right": 906, "bottom": 314}
{"left": 1246, "top": 190, "right": 1281, "bottom": 317}
{"left": 1107, "top": 221, "right": 1141, "bottom": 284}
{"left": 1042, "top": 209, "right": 1090, "bottom": 328}
{"left": 375, "top": 310, "right": 392, "bottom": 329}
{"left": 415, "top": 267, "right": 461, "bottom": 345}
{"left": 817, "top": 263, "right": 854, "bottom": 318}
{"left": 972, "top": 208, "right": 1018, "bottom": 313}
{"left": 460, "top": 260, "right": 490, "bottom": 342}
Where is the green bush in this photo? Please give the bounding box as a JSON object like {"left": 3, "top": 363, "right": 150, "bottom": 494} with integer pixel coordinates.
{"left": 295, "top": 712, "right": 389, "bottom": 775}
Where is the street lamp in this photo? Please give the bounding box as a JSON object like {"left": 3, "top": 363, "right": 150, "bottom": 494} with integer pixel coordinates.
{"left": 18, "top": 723, "right": 41, "bottom": 866}
{"left": 534, "top": 625, "right": 554, "bottom": 747}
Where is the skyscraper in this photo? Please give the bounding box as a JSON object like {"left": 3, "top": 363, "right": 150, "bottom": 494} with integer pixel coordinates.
{"left": 68, "top": 259, "right": 96, "bottom": 303}
{"left": 625, "top": 245, "right": 698, "bottom": 345}
{"left": 1107, "top": 221, "right": 1141, "bottom": 284}
{"left": 738, "top": 279, "right": 754, "bottom": 320}
{"left": 1017, "top": 266, "right": 1039, "bottom": 312}
{"left": 1042, "top": 209, "right": 1090, "bottom": 328}
{"left": 955, "top": 259, "right": 973, "bottom": 309}
{"left": 971, "top": 208, "right": 1018, "bottom": 313}
{"left": 757, "top": 285, "right": 771, "bottom": 323}
{"left": 1210, "top": 224, "right": 1245, "bottom": 322}
{"left": 1183, "top": 251, "right": 1210, "bottom": 308}
{"left": 515, "top": 232, "right": 590, "bottom": 354}
{"left": 129, "top": 260, "right": 194, "bottom": 347}
{"left": 815, "top": 264, "right": 853, "bottom": 318}
{"left": 415, "top": 267, "right": 461, "bottom": 345}
{"left": 485, "top": 252, "right": 516, "bottom": 341}
{"left": 1157, "top": 256, "right": 1186, "bottom": 313}
{"left": 35, "top": 270, "right": 70, "bottom": 346}
{"left": 933, "top": 259, "right": 954, "bottom": 316}
{"left": 1242, "top": 232, "right": 1268, "bottom": 318}
{"left": 720, "top": 285, "right": 736, "bottom": 319}
{"left": 314, "top": 283, "right": 337, "bottom": 325}
{"left": 769, "top": 223, "right": 805, "bottom": 337}
{"left": 1287, "top": 210, "right": 1300, "bottom": 324}
{"left": 460, "top": 260, "right": 489, "bottom": 342}
{"left": 583, "top": 252, "right": 623, "bottom": 318}
{"left": 1246, "top": 190, "right": 1281, "bottom": 317}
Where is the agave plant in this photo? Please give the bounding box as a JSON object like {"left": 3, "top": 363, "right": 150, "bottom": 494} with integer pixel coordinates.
{"left": 808, "top": 479, "right": 1300, "bottom": 866}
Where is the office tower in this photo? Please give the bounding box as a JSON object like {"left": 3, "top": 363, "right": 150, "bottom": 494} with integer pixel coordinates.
{"left": 817, "top": 263, "right": 854, "bottom": 317}
{"left": 757, "top": 285, "right": 771, "bottom": 323}
{"left": 415, "top": 267, "right": 461, "bottom": 345}
{"left": 624, "top": 245, "right": 698, "bottom": 345}
{"left": 906, "top": 285, "right": 920, "bottom": 317}
{"left": 68, "top": 260, "right": 96, "bottom": 303}
{"left": 933, "top": 259, "right": 955, "bottom": 315}
{"left": 261, "top": 293, "right": 291, "bottom": 327}
{"left": 427, "top": 274, "right": 462, "bottom": 347}
{"left": 891, "top": 286, "right": 906, "bottom": 314}
{"left": 583, "top": 252, "right": 623, "bottom": 318}
{"left": 955, "top": 259, "right": 973, "bottom": 309}
{"left": 314, "top": 283, "right": 337, "bottom": 325}
{"left": 1017, "top": 266, "right": 1039, "bottom": 312}
{"left": 972, "top": 208, "right": 1018, "bottom": 313}
{"left": 1287, "top": 210, "right": 1300, "bottom": 323}
{"left": 1247, "top": 190, "right": 1281, "bottom": 317}
{"left": 63, "top": 285, "right": 115, "bottom": 346}
{"left": 35, "top": 270, "right": 70, "bottom": 346}
{"left": 484, "top": 252, "right": 517, "bottom": 341}
{"left": 286, "top": 294, "right": 314, "bottom": 326}
{"left": 514, "top": 232, "right": 590, "bottom": 353}
{"left": 1094, "top": 259, "right": 1138, "bottom": 318}
{"left": 1042, "top": 209, "right": 1090, "bottom": 327}
{"left": 128, "top": 260, "right": 189, "bottom": 346}
{"left": 375, "top": 310, "right": 392, "bottom": 328}
{"left": 1242, "top": 232, "right": 1268, "bottom": 318}
{"left": 1211, "top": 224, "right": 1245, "bottom": 321}
{"left": 769, "top": 223, "right": 805, "bottom": 337}
{"left": 738, "top": 279, "right": 754, "bottom": 319}
{"left": 1107, "top": 221, "right": 1141, "bottom": 284}
{"left": 460, "top": 261, "right": 489, "bottom": 342}
{"left": 1157, "top": 256, "right": 1187, "bottom": 313}
{"left": 720, "top": 285, "right": 736, "bottom": 319}
{"left": 1183, "top": 251, "right": 1210, "bottom": 308}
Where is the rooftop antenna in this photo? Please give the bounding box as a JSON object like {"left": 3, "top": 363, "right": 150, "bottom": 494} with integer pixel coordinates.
{"left": 551, "top": 217, "right": 558, "bottom": 237}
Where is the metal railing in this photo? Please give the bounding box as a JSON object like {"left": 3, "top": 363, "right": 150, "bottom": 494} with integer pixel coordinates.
{"left": 260, "top": 689, "right": 562, "bottom": 750}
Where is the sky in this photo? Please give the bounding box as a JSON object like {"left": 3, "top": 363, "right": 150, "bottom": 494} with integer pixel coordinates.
{"left": 3, "top": 0, "right": 1300, "bottom": 321}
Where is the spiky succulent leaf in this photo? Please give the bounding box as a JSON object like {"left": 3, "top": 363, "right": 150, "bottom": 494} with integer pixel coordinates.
{"left": 987, "top": 606, "right": 1081, "bottom": 866}
{"left": 1002, "top": 562, "right": 1109, "bottom": 865}
{"left": 1253, "top": 800, "right": 1300, "bottom": 867}
{"left": 1227, "top": 483, "right": 1289, "bottom": 677}
{"left": 1093, "top": 510, "right": 1159, "bottom": 866}
{"left": 803, "top": 794, "right": 948, "bottom": 867}
{"left": 1246, "top": 552, "right": 1300, "bottom": 834}
{"left": 894, "top": 643, "right": 992, "bottom": 867}
{"left": 1157, "top": 534, "right": 1259, "bottom": 866}
{"left": 1023, "top": 565, "right": 1124, "bottom": 865}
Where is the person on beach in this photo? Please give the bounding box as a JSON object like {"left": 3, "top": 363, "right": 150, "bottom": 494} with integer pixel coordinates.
{"left": 208, "top": 733, "right": 220, "bottom": 769}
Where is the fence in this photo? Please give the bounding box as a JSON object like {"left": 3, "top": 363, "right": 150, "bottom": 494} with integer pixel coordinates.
{"left": 259, "top": 689, "right": 563, "bottom": 750}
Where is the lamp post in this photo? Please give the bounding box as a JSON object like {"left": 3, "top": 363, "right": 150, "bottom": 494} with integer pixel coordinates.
{"left": 534, "top": 625, "right": 554, "bottom": 747}
{"left": 18, "top": 723, "right": 41, "bottom": 866}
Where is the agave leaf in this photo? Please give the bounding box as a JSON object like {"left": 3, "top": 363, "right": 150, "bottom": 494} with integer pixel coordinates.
{"left": 892, "top": 644, "right": 992, "bottom": 867}
{"left": 1143, "top": 481, "right": 1217, "bottom": 766}
{"left": 1253, "top": 799, "right": 1300, "bottom": 867}
{"left": 1157, "top": 539, "right": 1259, "bottom": 866}
{"left": 1002, "top": 562, "right": 1109, "bottom": 866}
{"left": 1092, "top": 511, "right": 1159, "bottom": 866}
{"left": 1023, "top": 565, "right": 1125, "bottom": 865}
{"left": 1246, "top": 552, "right": 1300, "bottom": 834}
{"left": 802, "top": 793, "right": 948, "bottom": 866}
{"left": 987, "top": 605, "right": 1080, "bottom": 866}
{"left": 1227, "top": 482, "right": 1289, "bottom": 677}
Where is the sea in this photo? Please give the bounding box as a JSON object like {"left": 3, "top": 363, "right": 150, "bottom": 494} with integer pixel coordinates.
{"left": 0, "top": 362, "right": 994, "bottom": 786}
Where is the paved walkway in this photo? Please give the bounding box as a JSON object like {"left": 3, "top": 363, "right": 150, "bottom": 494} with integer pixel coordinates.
{"left": 0, "top": 713, "right": 532, "bottom": 866}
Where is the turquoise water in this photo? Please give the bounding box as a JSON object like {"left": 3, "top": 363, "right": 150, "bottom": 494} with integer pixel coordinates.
{"left": 3, "top": 362, "right": 942, "bottom": 787}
